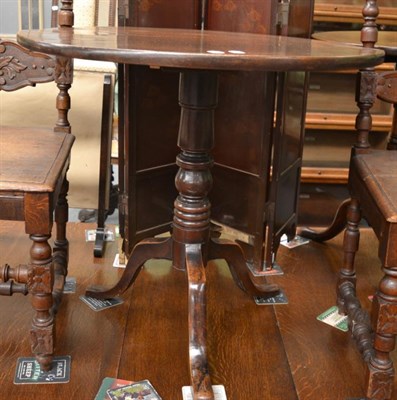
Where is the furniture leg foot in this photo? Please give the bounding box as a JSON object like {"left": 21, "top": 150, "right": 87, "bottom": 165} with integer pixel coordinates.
{"left": 186, "top": 244, "right": 214, "bottom": 400}
{"left": 86, "top": 237, "right": 172, "bottom": 298}
{"left": 209, "top": 238, "right": 279, "bottom": 296}
{"left": 366, "top": 346, "right": 395, "bottom": 400}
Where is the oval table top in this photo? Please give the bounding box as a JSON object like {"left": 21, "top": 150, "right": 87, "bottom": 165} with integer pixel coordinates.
{"left": 312, "top": 30, "right": 397, "bottom": 58}
{"left": 17, "top": 26, "right": 385, "bottom": 72}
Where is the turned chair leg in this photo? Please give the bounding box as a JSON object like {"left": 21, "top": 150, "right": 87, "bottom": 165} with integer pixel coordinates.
{"left": 337, "top": 198, "right": 361, "bottom": 314}
{"left": 337, "top": 199, "right": 374, "bottom": 359}
{"left": 54, "top": 177, "right": 69, "bottom": 267}
{"left": 53, "top": 177, "right": 70, "bottom": 310}
{"left": 338, "top": 199, "right": 397, "bottom": 399}
{"left": 367, "top": 266, "right": 397, "bottom": 399}
{"left": 28, "top": 234, "right": 55, "bottom": 372}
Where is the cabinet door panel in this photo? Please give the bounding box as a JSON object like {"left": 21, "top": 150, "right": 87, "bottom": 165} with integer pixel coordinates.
{"left": 208, "top": 0, "right": 314, "bottom": 271}
{"left": 207, "top": 0, "right": 278, "bottom": 254}
{"left": 120, "top": 1, "right": 201, "bottom": 254}
{"left": 119, "top": 0, "right": 314, "bottom": 269}
{"left": 267, "top": 0, "right": 314, "bottom": 266}
{"left": 271, "top": 72, "right": 308, "bottom": 243}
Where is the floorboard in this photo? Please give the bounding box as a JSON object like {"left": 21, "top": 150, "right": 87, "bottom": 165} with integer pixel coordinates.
{"left": 0, "top": 220, "right": 396, "bottom": 399}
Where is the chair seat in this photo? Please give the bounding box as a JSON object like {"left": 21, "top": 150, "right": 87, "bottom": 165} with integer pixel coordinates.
{"left": 0, "top": 126, "right": 75, "bottom": 193}
{"left": 354, "top": 150, "right": 397, "bottom": 223}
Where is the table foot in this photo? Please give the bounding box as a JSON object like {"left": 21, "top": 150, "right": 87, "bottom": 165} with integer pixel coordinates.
{"left": 209, "top": 238, "right": 279, "bottom": 296}
{"left": 86, "top": 237, "right": 172, "bottom": 298}
{"left": 186, "top": 244, "right": 214, "bottom": 400}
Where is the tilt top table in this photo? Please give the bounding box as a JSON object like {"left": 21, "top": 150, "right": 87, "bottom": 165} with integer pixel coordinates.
{"left": 312, "top": 30, "right": 397, "bottom": 60}
{"left": 18, "top": 26, "right": 384, "bottom": 400}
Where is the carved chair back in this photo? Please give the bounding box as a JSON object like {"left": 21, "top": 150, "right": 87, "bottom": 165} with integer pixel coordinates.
{"left": 1, "top": 0, "right": 74, "bottom": 134}
{"left": 0, "top": 40, "right": 55, "bottom": 90}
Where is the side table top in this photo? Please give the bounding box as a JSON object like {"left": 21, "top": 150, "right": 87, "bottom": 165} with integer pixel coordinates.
{"left": 312, "top": 30, "right": 397, "bottom": 57}
{"left": 17, "top": 26, "right": 385, "bottom": 72}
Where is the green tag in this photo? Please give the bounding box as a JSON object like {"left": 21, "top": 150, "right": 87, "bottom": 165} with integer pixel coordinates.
{"left": 317, "top": 306, "right": 348, "bottom": 332}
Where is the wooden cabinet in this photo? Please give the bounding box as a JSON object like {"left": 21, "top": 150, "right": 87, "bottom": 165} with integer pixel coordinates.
{"left": 118, "top": 0, "right": 314, "bottom": 271}
{"left": 302, "top": 0, "right": 396, "bottom": 184}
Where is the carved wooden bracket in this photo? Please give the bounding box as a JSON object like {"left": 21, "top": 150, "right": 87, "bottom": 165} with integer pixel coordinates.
{"left": 356, "top": 70, "right": 377, "bottom": 104}
{"left": 30, "top": 324, "right": 54, "bottom": 356}
{"left": 55, "top": 56, "right": 73, "bottom": 85}
{"left": 0, "top": 40, "right": 55, "bottom": 92}
{"left": 27, "top": 263, "right": 53, "bottom": 295}
{"left": 367, "top": 363, "right": 395, "bottom": 400}
{"left": 376, "top": 71, "right": 397, "bottom": 104}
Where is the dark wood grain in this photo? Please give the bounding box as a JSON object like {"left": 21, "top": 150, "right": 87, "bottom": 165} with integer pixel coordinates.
{"left": 0, "top": 127, "right": 73, "bottom": 192}
{"left": 275, "top": 239, "right": 367, "bottom": 398}
{"left": 17, "top": 26, "right": 385, "bottom": 72}
{"left": 2, "top": 221, "right": 395, "bottom": 399}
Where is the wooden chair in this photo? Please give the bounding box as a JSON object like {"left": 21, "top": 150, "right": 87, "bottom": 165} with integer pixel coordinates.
{"left": 0, "top": 2, "right": 75, "bottom": 371}
{"left": 305, "top": 1, "right": 397, "bottom": 398}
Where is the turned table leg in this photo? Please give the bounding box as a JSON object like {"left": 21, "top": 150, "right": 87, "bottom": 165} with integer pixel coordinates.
{"left": 171, "top": 70, "right": 217, "bottom": 399}
{"left": 186, "top": 244, "right": 213, "bottom": 399}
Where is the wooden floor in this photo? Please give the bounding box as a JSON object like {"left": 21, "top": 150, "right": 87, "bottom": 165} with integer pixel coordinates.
{"left": 1, "top": 219, "right": 396, "bottom": 400}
